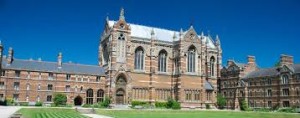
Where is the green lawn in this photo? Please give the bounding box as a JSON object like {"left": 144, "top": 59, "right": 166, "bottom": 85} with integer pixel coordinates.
{"left": 97, "top": 110, "right": 300, "bottom": 118}
{"left": 17, "top": 108, "right": 88, "bottom": 118}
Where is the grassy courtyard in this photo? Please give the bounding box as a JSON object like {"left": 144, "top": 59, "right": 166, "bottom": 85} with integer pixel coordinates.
{"left": 17, "top": 108, "right": 88, "bottom": 118}
{"left": 97, "top": 110, "right": 300, "bottom": 118}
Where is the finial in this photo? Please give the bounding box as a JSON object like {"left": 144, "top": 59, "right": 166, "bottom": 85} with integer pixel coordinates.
{"left": 201, "top": 31, "right": 204, "bottom": 37}
{"left": 151, "top": 28, "right": 155, "bottom": 36}
{"left": 119, "top": 7, "right": 125, "bottom": 21}
{"left": 0, "top": 40, "right": 2, "bottom": 47}
{"left": 106, "top": 16, "right": 109, "bottom": 22}
{"left": 179, "top": 28, "right": 183, "bottom": 36}
{"left": 215, "top": 35, "right": 221, "bottom": 47}
{"left": 173, "top": 32, "right": 177, "bottom": 41}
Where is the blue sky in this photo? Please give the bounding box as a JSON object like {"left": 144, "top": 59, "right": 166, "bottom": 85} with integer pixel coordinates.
{"left": 0, "top": 0, "right": 299, "bottom": 67}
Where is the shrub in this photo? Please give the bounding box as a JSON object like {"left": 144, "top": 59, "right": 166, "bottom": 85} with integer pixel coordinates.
{"left": 6, "top": 98, "right": 14, "bottom": 106}
{"left": 82, "top": 104, "right": 92, "bottom": 108}
{"left": 99, "top": 97, "right": 111, "bottom": 108}
{"left": 53, "top": 93, "right": 67, "bottom": 106}
{"left": 0, "top": 99, "right": 7, "bottom": 106}
{"left": 239, "top": 99, "right": 249, "bottom": 111}
{"left": 278, "top": 107, "right": 295, "bottom": 113}
{"left": 172, "top": 101, "right": 181, "bottom": 110}
{"left": 166, "top": 97, "right": 175, "bottom": 109}
{"left": 155, "top": 102, "right": 167, "bottom": 108}
{"left": 205, "top": 104, "right": 211, "bottom": 109}
{"left": 19, "top": 102, "right": 29, "bottom": 106}
{"left": 131, "top": 101, "right": 148, "bottom": 107}
{"left": 35, "top": 101, "right": 43, "bottom": 106}
{"left": 216, "top": 94, "right": 226, "bottom": 109}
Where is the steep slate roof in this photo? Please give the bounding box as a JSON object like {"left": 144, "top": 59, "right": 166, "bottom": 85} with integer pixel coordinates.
{"left": 108, "top": 20, "right": 216, "bottom": 49}
{"left": 2, "top": 59, "right": 105, "bottom": 76}
{"left": 243, "top": 64, "right": 300, "bottom": 79}
{"left": 204, "top": 80, "right": 214, "bottom": 90}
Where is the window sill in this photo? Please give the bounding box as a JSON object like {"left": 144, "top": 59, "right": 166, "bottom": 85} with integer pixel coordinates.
{"left": 134, "top": 70, "right": 146, "bottom": 73}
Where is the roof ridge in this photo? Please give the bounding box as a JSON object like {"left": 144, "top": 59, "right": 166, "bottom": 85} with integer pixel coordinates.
{"left": 13, "top": 58, "right": 100, "bottom": 67}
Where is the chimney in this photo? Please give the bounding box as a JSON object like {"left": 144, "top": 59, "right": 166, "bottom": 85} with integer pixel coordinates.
{"left": 280, "top": 54, "right": 293, "bottom": 66}
{"left": 227, "top": 60, "right": 234, "bottom": 67}
{"left": 247, "top": 55, "right": 256, "bottom": 65}
{"left": 7, "top": 47, "right": 14, "bottom": 64}
{"left": 58, "top": 52, "right": 62, "bottom": 68}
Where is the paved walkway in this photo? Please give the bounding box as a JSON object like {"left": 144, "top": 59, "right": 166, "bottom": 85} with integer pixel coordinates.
{"left": 82, "top": 114, "right": 113, "bottom": 118}
{"left": 0, "top": 106, "right": 21, "bottom": 118}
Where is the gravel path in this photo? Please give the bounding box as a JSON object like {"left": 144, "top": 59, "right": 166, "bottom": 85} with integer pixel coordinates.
{"left": 0, "top": 106, "right": 21, "bottom": 118}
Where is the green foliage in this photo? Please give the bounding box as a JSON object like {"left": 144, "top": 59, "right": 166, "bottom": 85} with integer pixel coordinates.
{"left": 166, "top": 97, "right": 181, "bottom": 110}
{"left": 239, "top": 99, "right": 248, "bottom": 111}
{"left": 216, "top": 94, "right": 226, "bottom": 109}
{"left": 278, "top": 107, "right": 296, "bottom": 113}
{"left": 171, "top": 101, "right": 181, "bottom": 110}
{"left": 19, "top": 102, "right": 29, "bottom": 106}
{"left": 53, "top": 93, "right": 67, "bottom": 106}
{"left": 205, "top": 104, "right": 211, "bottom": 109}
{"left": 6, "top": 98, "right": 14, "bottom": 106}
{"left": 82, "top": 104, "right": 92, "bottom": 108}
{"left": 155, "top": 102, "right": 167, "bottom": 108}
{"left": 131, "top": 101, "right": 148, "bottom": 107}
{"left": 99, "top": 97, "right": 111, "bottom": 108}
{"left": 35, "top": 101, "right": 43, "bottom": 106}
{"left": 0, "top": 99, "right": 7, "bottom": 106}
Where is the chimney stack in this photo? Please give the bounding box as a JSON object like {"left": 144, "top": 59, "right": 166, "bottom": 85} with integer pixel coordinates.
{"left": 280, "top": 54, "right": 293, "bottom": 66}
{"left": 227, "top": 60, "right": 234, "bottom": 67}
{"left": 247, "top": 55, "right": 256, "bottom": 65}
{"left": 7, "top": 47, "right": 14, "bottom": 64}
{"left": 58, "top": 52, "right": 62, "bottom": 68}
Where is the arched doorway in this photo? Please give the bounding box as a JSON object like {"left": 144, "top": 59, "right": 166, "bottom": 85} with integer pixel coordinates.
{"left": 115, "top": 75, "right": 127, "bottom": 104}
{"left": 74, "top": 96, "right": 83, "bottom": 106}
{"left": 116, "top": 88, "right": 125, "bottom": 104}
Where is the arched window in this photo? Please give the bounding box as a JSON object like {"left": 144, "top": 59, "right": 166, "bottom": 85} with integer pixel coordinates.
{"left": 210, "top": 57, "right": 215, "bottom": 76}
{"left": 86, "top": 89, "right": 93, "bottom": 104}
{"left": 282, "top": 75, "right": 289, "bottom": 84}
{"left": 158, "top": 50, "right": 167, "bottom": 72}
{"left": 97, "top": 89, "right": 104, "bottom": 103}
{"left": 187, "top": 46, "right": 196, "bottom": 72}
{"left": 134, "top": 47, "right": 144, "bottom": 70}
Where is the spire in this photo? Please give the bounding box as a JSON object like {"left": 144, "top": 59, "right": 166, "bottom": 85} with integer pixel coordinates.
{"left": 179, "top": 28, "right": 183, "bottom": 36}
{"left": 201, "top": 31, "right": 204, "bottom": 37}
{"left": 119, "top": 7, "right": 125, "bottom": 21}
{"left": 215, "top": 35, "right": 220, "bottom": 45}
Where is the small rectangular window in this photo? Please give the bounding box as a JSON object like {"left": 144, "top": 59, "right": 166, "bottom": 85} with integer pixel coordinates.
{"left": 48, "top": 73, "right": 54, "bottom": 80}
{"left": 65, "top": 85, "right": 71, "bottom": 92}
{"left": 14, "top": 82, "right": 20, "bottom": 90}
{"left": 15, "top": 70, "right": 21, "bottom": 77}
{"left": 1, "top": 71, "right": 5, "bottom": 76}
{"left": 47, "top": 95, "right": 52, "bottom": 102}
{"left": 66, "top": 74, "right": 71, "bottom": 80}
{"left": 282, "top": 89, "right": 289, "bottom": 96}
{"left": 96, "top": 76, "right": 101, "bottom": 82}
{"left": 48, "top": 84, "right": 53, "bottom": 90}
{"left": 0, "top": 82, "right": 4, "bottom": 89}
{"left": 13, "top": 94, "right": 19, "bottom": 101}
{"left": 283, "top": 101, "right": 290, "bottom": 107}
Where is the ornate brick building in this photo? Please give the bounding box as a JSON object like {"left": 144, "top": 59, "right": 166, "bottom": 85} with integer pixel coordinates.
{"left": 0, "top": 8, "right": 222, "bottom": 108}
{"left": 220, "top": 55, "right": 300, "bottom": 109}
{"left": 99, "top": 8, "right": 222, "bottom": 108}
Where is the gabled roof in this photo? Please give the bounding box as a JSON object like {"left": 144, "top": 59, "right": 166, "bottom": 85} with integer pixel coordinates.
{"left": 2, "top": 58, "right": 105, "bottom": 76}
{"left": 243, "top": 68, "right": 279, "bottom": 79}
{"left": 107, "top": 20, "right": 216, "bottom": 49}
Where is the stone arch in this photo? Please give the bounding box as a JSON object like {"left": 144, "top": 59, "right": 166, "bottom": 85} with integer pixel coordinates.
{"left": 86, "top": 88, "right": 93, "bottom": 104}
{"left": 115, "top": 74, "right": 127, "bottom": 104}
{"left": 96, "top": 89, "right": 105, "bottom": 103}
{"left": 74, "top": 96, "right": 83, "bottom": 106}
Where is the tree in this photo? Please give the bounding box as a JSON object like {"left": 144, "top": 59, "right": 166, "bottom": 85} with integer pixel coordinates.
{"left": 217, "top": 93, "right": 226, "bottom": 109}
{"left": 53, "top": 93, "right": 67, "bottom": 106}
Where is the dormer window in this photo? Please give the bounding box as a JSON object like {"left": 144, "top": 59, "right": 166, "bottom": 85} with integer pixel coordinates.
{"left": 282, "top": 75, "right": 289, "bottom": 84}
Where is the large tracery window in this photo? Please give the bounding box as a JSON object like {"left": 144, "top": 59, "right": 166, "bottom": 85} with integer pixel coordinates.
{"left": 134, "top": 47, "right": 144, "bottom": 70}
{"left": 187, "top": 46, "right": 196, "bottom": 72}
{"left": 86, "top": 89, "right": 93, "bottom": 104}
{"left": 210, "top": 57, "right": 215, "bottom": 76}
{"left": 158, "top": 50, "right": 167, "bottom": 72}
